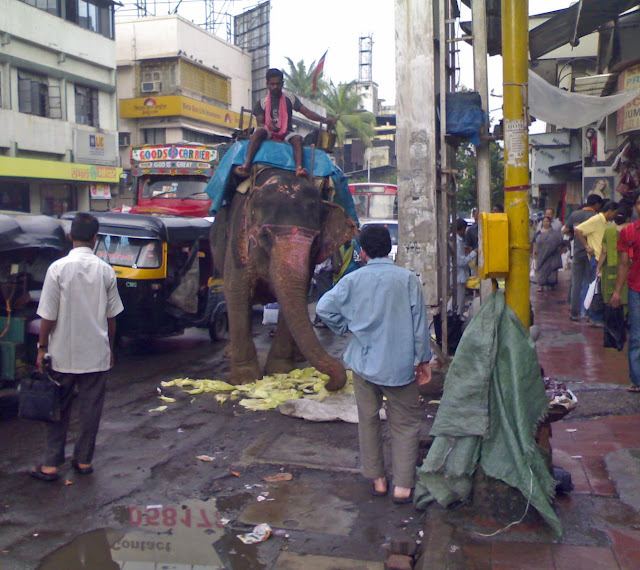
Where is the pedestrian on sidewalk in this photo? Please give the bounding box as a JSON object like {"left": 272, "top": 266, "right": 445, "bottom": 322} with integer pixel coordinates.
{"left": 596, "top": 205, "right": 631, "bottom": 307}
{"left": 30, "top": 213, "right": 124, "bottom": 482}
{"left": 316, "top": 225, "right": 433, "bottom": 503}
{"left": 611, "top": 191, "right": 640, "bottom": 392}
{"left": 563, "top": 194, "right": 603, "bottom": 321}
{"left": 575, "top": 200, "right": 620, "bottom": 325}
{"left": 455, "top": 218, "right": 477, "bottom": 316}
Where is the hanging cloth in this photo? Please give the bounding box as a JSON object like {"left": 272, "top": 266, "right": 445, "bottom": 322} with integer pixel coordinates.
{"left": 528, "top": 70, "right": 640, "bottom": 129}
{"left": 264, "top": 94, "right": 289, "bottom": 141}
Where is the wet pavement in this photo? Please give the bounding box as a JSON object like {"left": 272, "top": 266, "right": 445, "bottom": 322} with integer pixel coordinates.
{"left": 2, "top": 270, "right": 640, "bottom": 569}
{"left": 416, "top": 269, "right": 640, "bottom": 569}
{"left": 0, "top": 311, "right": 432, "bottom": 569}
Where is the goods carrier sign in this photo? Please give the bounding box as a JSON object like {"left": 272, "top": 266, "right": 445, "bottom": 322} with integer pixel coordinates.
{"left": 131, "top": 145, "right": 217, "bottom": 163}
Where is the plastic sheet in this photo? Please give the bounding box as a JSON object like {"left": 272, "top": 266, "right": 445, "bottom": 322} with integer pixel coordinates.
{"left": 529, "top": 70, "right": 640, "bottom": 129}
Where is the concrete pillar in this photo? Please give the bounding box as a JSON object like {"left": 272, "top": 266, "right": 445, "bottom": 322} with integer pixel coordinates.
{"left": 395, "top": 0, "right": 439, "bottom": 308}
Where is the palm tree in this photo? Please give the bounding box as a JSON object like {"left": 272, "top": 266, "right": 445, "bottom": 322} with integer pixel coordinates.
{"left": 321, "top": 81, "right": 377, "bottom": 169}
{"left": 283, "top": 57, "right": 327, "bottom": 100}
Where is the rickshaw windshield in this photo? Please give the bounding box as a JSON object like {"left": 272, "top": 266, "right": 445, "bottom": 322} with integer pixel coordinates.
{"left": 95, "top": 235, "right": 162, "bottom": 269}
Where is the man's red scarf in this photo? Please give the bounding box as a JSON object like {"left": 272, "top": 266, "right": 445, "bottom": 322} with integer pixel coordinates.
{"left": 265, "top": 93, "right": 288, "bottom": 140}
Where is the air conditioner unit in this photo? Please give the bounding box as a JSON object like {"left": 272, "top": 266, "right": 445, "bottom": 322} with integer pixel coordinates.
{"left": 141, "top": 81, "right": 161, "bottom": 93}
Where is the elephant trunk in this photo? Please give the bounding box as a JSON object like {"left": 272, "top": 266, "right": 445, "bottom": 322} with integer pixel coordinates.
{"left": 269, "top": 231, "right": 347, "bottom": 391}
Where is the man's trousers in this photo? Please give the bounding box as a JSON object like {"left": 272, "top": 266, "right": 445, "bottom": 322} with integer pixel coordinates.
{"left": 44, "top": 371, "right": 107, "bottom": 467}
{"left": 352, "top": 372, "right": 422, "bottom": 488}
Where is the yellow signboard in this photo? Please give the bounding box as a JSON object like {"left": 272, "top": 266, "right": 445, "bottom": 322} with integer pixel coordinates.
{"left": 617, "top": 64, "right": 640, "bottom": 135}
{"left": 119, "top": 95, "right": 241, "bottom": 129}
{"left": 0, "top": 157, "right": 122, "bottom": 183}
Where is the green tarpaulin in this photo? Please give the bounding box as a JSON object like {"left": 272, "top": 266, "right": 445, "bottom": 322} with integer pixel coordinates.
{"left": 415, "top": 291, "right": 561, "bottom": 537}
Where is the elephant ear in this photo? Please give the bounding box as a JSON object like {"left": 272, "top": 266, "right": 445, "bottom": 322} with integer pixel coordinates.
{"left": 315, "top": 201, "right": 357, "bottom": 264}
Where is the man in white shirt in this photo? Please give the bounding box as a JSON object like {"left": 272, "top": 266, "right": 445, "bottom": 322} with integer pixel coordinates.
{"left": 30, "top": 213, "right": 123, "bottom": 482}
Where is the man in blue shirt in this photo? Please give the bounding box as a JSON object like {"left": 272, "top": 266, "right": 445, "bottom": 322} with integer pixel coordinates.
{"left": 316, "top": 225, "right": 432, "bottom": 503}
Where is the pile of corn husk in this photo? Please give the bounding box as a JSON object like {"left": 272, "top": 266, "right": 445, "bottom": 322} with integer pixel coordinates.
{"left": 159, "top": 367, "right": 354, "bottom": 411}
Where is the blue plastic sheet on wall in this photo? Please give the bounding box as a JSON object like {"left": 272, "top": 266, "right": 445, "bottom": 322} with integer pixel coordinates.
{"left": 446, "top": 92, "right": 487, "bottom": 147}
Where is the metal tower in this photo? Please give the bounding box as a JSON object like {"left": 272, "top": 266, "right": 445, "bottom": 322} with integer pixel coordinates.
{"left": 359, "top": 35, "right": 373, "bottom": 83}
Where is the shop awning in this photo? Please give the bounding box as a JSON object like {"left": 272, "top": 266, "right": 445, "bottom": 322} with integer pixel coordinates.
{"left": 530, "top": 1, "right": 639, "bottom": 60}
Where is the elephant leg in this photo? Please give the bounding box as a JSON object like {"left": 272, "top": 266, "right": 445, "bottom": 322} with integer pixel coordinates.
{"left": 264, "top": 312, "right": 299, "bottom": 375}
{"left": 224, "top": 268, "right": 261, "bottom": 384}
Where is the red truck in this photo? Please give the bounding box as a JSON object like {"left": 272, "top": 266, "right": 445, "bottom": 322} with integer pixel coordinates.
{"left": 128, "top": 143, "right": 220, "bottom": 217}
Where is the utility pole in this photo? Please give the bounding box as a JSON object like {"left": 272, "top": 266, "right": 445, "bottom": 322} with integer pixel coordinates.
{"left": 395, "top": 0, "right": 439, "bottom": 312}
{"left": 472, "top": 0, "right": 493, "bottom": 303}
{"left": 502, "top": 0, "right": 530, "bottom": 328}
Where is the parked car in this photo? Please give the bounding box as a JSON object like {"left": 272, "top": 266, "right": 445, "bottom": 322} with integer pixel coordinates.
{"left": 359, "top": 218, "right": 398, "bottom": 261}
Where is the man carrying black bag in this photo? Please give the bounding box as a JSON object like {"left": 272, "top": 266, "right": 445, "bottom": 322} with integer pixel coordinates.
{"left": 30, "top": 213, "right": 123, "bottom": 482}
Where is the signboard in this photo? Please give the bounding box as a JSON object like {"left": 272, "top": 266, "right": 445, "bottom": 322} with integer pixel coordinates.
{"left": 73, "top": 130, "right": 118, "bottom": 165}
{"left": 119, "top": 96, "right": 240, "bottom": 129}
{"left": 617, "top": 64, "right": 640, "bottom": 135}
{"left": 0, "top": 157, "right": 122, "bottom": 183}
{"left": 90, "top": 183, "right": 112, "bottom": 199}
{"left": 583, "top": 165, "right": 616, "bottom": 202}
{"left": 131, "top": 145, "right": 217, "bottom": 163}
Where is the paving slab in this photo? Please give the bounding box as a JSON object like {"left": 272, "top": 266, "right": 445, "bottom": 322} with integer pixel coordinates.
{"left": 239, "top": 481, "right": 358, "bottom": 535}
{"left": 274, "top": 551, "right": 384, "bottom": 569}
{"left": 605, "top": 449, "right": 640, "bottom": 511}
{"left": 251, "top": 432, "right": 360, "bottom": 470}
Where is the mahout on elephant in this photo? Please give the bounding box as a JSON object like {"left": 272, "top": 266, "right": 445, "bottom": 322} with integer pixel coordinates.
{"left": 208, "top": 141, "right": 357, "bottom": 391}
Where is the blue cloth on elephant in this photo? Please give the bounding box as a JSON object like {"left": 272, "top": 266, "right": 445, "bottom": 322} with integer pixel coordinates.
{"left": 204, "top": 140, "right": 359, "bottom": 224}
{"left": 414, "top": 291, "right": 562, "bottom": 537}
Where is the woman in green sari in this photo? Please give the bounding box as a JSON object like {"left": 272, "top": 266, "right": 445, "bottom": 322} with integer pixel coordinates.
{"left": 596, "top": 205, "right": 631, "bottom": 310}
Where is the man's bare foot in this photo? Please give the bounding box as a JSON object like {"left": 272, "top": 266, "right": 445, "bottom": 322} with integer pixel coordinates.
{"left": 234, "top": 164, "right": 251, "bottom": 178}
{"left": 372, "top": 477, "right": 388, "bottom": 496}
{"left": 295, "top": 166, "right": 308, "bottom": 177}
{"left": 392, "top": 486, "right": 414, "bottom": 504}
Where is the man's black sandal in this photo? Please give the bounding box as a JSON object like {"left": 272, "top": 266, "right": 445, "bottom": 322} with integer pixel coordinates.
{"left": 30, "top": 466, "right": 59, "bottom": 482}
{"left": 392, "top": 490, "right": 414, "bottom": 504}
{"left": 72, "top": 460, "right": 94, "bottom": 475}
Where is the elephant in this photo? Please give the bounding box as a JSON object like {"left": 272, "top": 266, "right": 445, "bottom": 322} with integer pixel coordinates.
{"left": 210, "top": 167, "right": 357, "bottom": 392}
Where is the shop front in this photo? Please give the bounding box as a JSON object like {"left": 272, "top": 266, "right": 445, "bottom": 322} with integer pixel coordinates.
{"left": 0, "top": 157, "right": 122, "bottom": 215}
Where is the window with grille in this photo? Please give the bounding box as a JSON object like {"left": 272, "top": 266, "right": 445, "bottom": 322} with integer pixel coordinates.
{"left": 75, "top": 85, "right": 99, "bottom": 127}
{"left": 18, "top": 69, "right": 49, "bottom": 118}
{"left": 142, "top": 128, "right": 166, "bottom": 145}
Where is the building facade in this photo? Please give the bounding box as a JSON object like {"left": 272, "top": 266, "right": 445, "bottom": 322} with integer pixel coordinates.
{"left": 0, "top": 0, "right": 121, "bottom": 214}
{"left": 116, "top": 14, "right": 253, "bottom": 177}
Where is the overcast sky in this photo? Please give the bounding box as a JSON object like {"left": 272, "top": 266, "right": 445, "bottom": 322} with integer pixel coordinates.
{"left": 117, "top": 0, "right": 576, "bottom": 119}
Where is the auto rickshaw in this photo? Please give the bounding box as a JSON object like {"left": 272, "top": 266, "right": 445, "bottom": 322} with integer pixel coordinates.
{"left": 0, "top": 213, "right": 67, "bottom": 387}
{"left": 61, "top": 212, "right": 227, "bottom": 342}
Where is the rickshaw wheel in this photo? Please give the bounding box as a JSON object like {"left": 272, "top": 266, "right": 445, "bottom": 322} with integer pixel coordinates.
{"left": 209, "top": 311, "right": 228, "bottom": 341}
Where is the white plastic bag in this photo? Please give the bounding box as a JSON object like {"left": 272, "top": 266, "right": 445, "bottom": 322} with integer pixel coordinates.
{"left": 583, "top": 276, "right": 600, "bottom": 310}
{"left": 529, "top": 258, "right": 536, "bottom": 280}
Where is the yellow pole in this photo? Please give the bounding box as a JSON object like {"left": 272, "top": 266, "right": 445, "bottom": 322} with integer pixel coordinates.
{"left": 502, "top": 0, "right": 530, "bottom": 329}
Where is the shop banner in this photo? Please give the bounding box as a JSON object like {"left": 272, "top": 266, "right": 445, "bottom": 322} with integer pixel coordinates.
{"left": 90, "top": 183, "right": 112, "bottom": 199}
{"left": 0, "top": 157, "right": 122, "bottom": 183}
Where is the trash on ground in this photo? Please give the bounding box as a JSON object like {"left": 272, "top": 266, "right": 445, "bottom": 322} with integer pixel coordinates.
{"left": 64, "top": 480, "right": 73, "bottom": 486}
{"left": 158, "top": 395, "right": 176, "bottom": 403}
{"left": 262, "top": 472, "right": 293, "bottom": 483}
{"left": 160, "top": 368, "right": 355, "bottom": 412}
{"left": 237, "top": 523, "right": 272, "bottom": 544}
{"left": 566, "top": 428, "right": 577, "bottom": 433}
{"left": 257, "top": 496, "right": 266, "bottom": 502}
{"left": 428, "top": 400, "right": 441, "bottom": 404}
{"left": 231, "top": 471, "right": 240, "bottom": 477}
{"left": 278, "top": 393, "right": 358, "bottom": 423}
{"left": 196, "top": 455, "right": 215, "bottom": 462}
{"left": 148, "top": 406, "right": 167, "bottom": 413}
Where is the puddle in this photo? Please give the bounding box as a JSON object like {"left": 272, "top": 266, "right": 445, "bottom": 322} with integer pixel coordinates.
{"left": 38, "top": 498, "right": 268, "bottom": 569}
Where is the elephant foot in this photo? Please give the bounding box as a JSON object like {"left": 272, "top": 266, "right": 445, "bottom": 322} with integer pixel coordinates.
{"left": 264, "top": 358, "right": 297, "bottom": 376}
{"left": 228, "top": 362, "right": 262, "bottom": 385}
